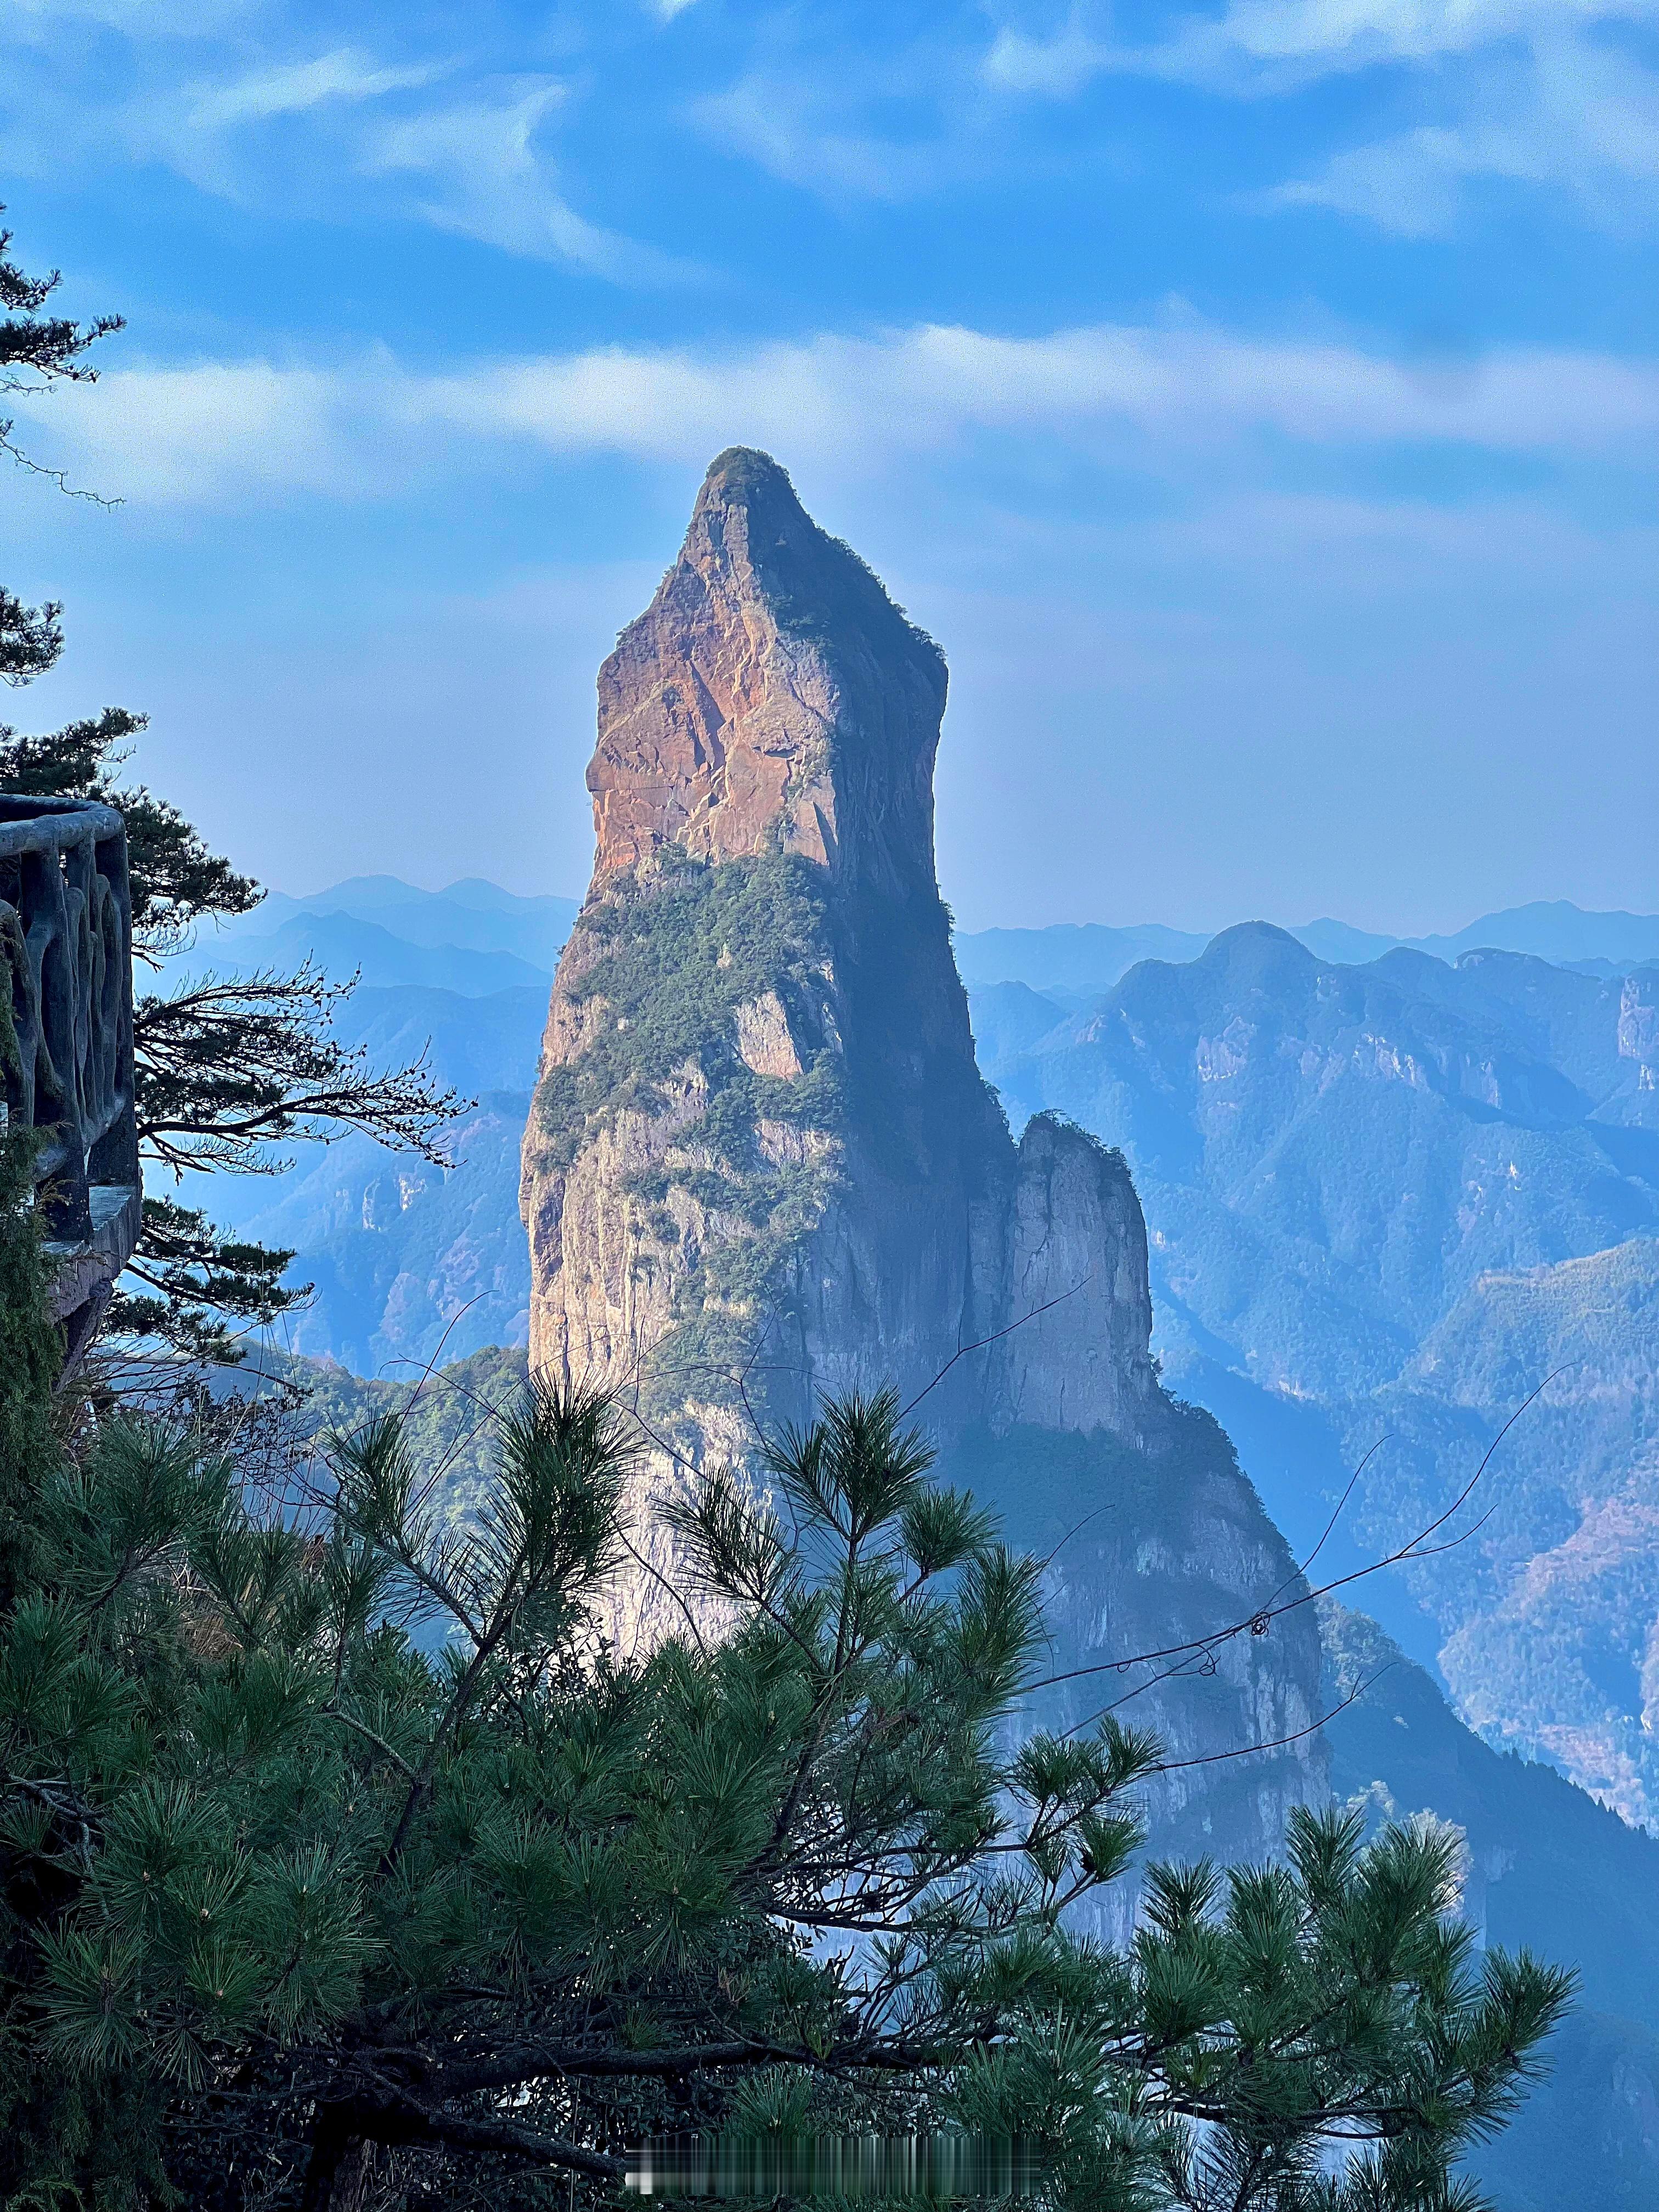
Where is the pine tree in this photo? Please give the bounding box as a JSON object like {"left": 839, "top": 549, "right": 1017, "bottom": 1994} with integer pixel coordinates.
{"left": 0, "top": 1349, "right": 1572, "bottom": 2211}
{"left": 1, "top": 204, "right": 123, "bottom": 685}
{"left": 0, "top": 211, "right": 460, "bottom": 1361}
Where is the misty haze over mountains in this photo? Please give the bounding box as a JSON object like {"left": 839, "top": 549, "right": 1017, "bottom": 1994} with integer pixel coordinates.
{"left": 959, "top": 904, "right": 1659, "bottom": 996}
{"left": 188, "top": 882, "right": 1659, "bottom": 1785}
{"left": 177, "top": 877, "right": 1659, "bottom": 1005}
{"left": 190, "top": 873, "right": 1659, "bottom": 1797}
{"left": 180, "top": 879, "right": 1659, "bottom": 1391}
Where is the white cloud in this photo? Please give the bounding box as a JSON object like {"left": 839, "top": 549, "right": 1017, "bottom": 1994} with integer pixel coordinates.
{"left": 985, "top": 0, "right": 1658, "bottom": 97}
{"left": 0, "top": 18, "right": 678, "bottom": 281}
{"left": 1262, "top": 31, "right": 1659, "bottom": 229}
{"left": 360, "top": 77, "right": 695, "bottom": 280}
{"left": 983, "top": 0, "right": 1659, "bottom": 238}
{"left": 983, "top": 14, "right": 1116, "bottom": 95}
{"left": 359, "top": 77, "right": 635, "bottom": 273}
{"left": 14, "top": 318, "right": 1659, "bottom": 507}
{"left": 1156, "top": 0, "right": 1652, "bottom": 85}
{"left": 187, "top": 49, "right": 445, "bottom": 129}
{"left": 692, "top": 69, "right": 980, "bottom": 199}
{"left": 430, "top": 322, "right": 1659, "bottom": 462}
{"left": 1262, "top": 127, "right": 1475, "bottom": 233}
{"left": 689, "top": 18, "right": 1004, "bottom": 202}
{"left": 111, "top": 45, "right": 460, "bottom": 207}
{"left": 12, "top": 358, "right": 356, "bottom": 503}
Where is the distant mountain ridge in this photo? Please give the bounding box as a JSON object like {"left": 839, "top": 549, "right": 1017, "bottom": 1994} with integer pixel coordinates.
{"left": 160, "top": 884, "right": 1659, "bottom": 1396}
{"left": 956, "top": 899, "right": 1659, "bottom": 997}
{"left": 165, "top": 874, "right": 1658, "bottom": 1009}
{"left": 164, "top": 878, "right": 577, "bottom": 999}
{"left": 224, "top": 875, "right": 578, "bottom": 961}
{"left": 967, "top": 920, "right": 1659, "bottom": 1822}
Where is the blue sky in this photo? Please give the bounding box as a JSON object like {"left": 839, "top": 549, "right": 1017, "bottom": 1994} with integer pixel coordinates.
{"left": 2, "top": 0, "right": 1656, "bottom": 932}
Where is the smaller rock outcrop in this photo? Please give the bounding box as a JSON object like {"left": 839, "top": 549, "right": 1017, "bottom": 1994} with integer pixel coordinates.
{"left": 990, "top": 1116, "right": 1157, "bottom": 1437}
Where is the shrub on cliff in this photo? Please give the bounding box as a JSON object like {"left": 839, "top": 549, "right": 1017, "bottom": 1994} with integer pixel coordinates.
{"left": 0, "top": 1362, "right": 1568, "bottom": 2211}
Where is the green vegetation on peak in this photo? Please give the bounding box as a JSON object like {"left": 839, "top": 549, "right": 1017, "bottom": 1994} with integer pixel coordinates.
{"left": 529, "top": 850, "right": 842, "bottom": 1178}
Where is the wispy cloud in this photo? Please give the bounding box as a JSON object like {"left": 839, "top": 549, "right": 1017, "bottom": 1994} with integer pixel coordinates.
{"left": 692, "top": 74, "right": 964, "bottom": 199}
{"left": 982, "top": 10, "right": 1116, "bottom": 95}
{"left": 360, "top": 77, "right": 685, "bottom": 279}
{"left": 983, "top": 0, "right": 1659, "bottom": 234}
{"left": 187, "top": 48, "right": 444, "bottom": 129}
{"left": 0, "top": 14, "right": 684, "bottom": 280}
{"left": 14, "top": 318, "right": 1658, "bottom": 507}
{"left": 985, "top": 0, "right": 1657, "bottom": 97}
{"left": 690, "top": 20, "right": 1004, "bottom": 202}
{"left": 1154, "top": 0, "right": 1652, "bottom": 88}
{"left": 1261, "top": 31, "right": 1659, "bottom": 230}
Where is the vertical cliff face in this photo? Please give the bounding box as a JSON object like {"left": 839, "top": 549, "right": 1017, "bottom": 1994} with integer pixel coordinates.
{"left": 522, "top": 446, "right": 1016, "bottom": 1434}
{"left": 586, "top": 445, "right": 945, "bottom": 908}
{"left": 521, "top": 448, "right": 1325, "bottom": 1864}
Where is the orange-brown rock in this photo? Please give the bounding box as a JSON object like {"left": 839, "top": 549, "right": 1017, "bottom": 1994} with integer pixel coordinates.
{"left": 586, "top": 447, "right": 945, "bottom": 902}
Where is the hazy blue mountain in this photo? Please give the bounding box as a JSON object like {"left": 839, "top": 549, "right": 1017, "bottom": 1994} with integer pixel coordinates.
{"left": 956, "top": 900, "right": 1659, "bottom": 997}
{"left": 1411, "top": 900, "right": 1659, "bottom": 967}
{"left": 1279, "top": 904, "right": 1659, "bottom": 969}
{"left": 185, "top": 980, "right": 545, "bottom": 1371}
{"left": 439, "top": 877, "right": 574, "bottom": 921}
{"left": 964, "top": 979, "right": 1071, "bottom": 1064}
{"left": 955, "top": 921, "right": 1210, "bottom": 994}
{"left": 313, "top": 984, "right": 548, "bottom": 1095}
{"left": 167, "top": 910, "right": 556, "bottom": 997}
{"left": 1289, "top": 918, "right": 1402, "bottom": 963}
{"left": 223, "top": 1093, "right": 532, "bottom": 1375}
{"left": 222, "top": 876, "right": 578, "bottom": 966}
{"left": 978, "top": 924, "right": 1659, "bottom": 1392}
{"left": 1322, "top": 1602, "right": 1659, "bottom": 2211}
{"left": 147, "top": 882, "right": 570, "bottom": 1366}
{"left": 1357, "top": 1238, "right": 1659, "bottom": 1829}
{"left": 968, "top": 923, "right": 1659, "bottom": 1821}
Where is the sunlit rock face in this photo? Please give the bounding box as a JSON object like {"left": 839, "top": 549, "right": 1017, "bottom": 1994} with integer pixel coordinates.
{"left": 521, "top": 448, "right": 1325, "bottom": 1871}
{"left": 584, "top": 445, "right": 946, "bottom": 904}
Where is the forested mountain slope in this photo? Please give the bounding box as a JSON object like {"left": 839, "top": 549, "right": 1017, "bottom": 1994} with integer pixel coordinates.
{"left": 969, "top": 924, "right": 1659, "bottom": 1821}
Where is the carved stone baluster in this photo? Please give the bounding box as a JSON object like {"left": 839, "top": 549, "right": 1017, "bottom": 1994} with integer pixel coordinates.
{"left": 0, "top": 797, "right": 141, "bottom": 1362}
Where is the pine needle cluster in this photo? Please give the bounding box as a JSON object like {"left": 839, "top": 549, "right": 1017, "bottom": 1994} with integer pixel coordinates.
{"left": 0, "top": 1334, "right": 1571, "bottom": 2212}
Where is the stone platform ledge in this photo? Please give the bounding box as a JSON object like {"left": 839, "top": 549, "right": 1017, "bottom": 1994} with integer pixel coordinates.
{"left": 46, "top": 1181, "right": 143, "bottom": 1323}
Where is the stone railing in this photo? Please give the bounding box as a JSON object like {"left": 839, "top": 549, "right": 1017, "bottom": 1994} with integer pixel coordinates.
{"left": 0, "top": 795, "right": 141, "bottom": 1358}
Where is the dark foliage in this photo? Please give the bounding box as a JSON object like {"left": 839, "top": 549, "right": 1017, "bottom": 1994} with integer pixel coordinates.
{"left": 0, "top": 707, "right": 462, "bottom": 1359}
{"left": 1, "top": 202, "right": 124, "bottom": 680}
{"left": 0, "top": 584, "right": 62, "bottom": 689}
{"left": 0, "top": 1320, "right": 1573, "bottom": 2210}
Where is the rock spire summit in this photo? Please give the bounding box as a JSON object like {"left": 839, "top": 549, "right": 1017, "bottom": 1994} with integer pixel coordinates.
{"left": 586, "top": 447, "right": 945, "bottom": 902}
{"left": 520, "top": 453, "right": 1324, "bottom": 1881}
